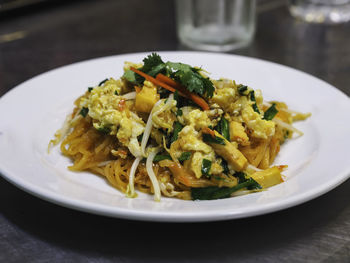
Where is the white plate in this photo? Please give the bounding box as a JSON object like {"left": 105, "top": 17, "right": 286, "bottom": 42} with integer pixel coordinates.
{"left": 1, "top": 51, "right": 350, "bottom": 222}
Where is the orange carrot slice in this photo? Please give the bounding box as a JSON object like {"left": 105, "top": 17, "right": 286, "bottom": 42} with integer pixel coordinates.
{"left": 156, "top": 73, "right": 210, "bottom": 111}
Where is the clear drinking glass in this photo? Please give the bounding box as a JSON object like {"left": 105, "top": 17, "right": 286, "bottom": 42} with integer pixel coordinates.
{"left": 175, "top": 0, "right": 256, "bottom": 52}
{"left": 289, "top": 0, "right": 350, "bottom": 24}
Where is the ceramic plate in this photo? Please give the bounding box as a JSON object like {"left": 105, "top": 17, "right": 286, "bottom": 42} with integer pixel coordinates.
{"left": 1, "top": 51, "right": 350, "bottom": 222}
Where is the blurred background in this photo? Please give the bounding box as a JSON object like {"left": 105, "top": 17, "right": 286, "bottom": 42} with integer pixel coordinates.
{"left": 0, "top": 0, "right": 349, "bottom": 96}
{"left": 0, "top": 0, "right": 349, "bottom": 262}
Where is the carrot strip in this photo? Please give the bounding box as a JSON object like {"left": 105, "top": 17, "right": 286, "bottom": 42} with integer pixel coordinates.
{"left": 156, "top": 73, "right": 209, "bottom": 111}
{"left": 156, "top": 73, "right": 182, "bottom": 89}
{"left": 130, "top": 67, "right": 176, "bottom": 93}
{"left": 130, "top": 68, "right": 210, "bottom": 111}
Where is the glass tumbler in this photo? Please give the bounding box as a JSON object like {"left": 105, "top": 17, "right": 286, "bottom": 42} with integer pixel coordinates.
{"left": 289, "top": 0, "right": 350, "bottom": 24}
{"left": 175, "top": 0, "right": 256, "bottom": 52}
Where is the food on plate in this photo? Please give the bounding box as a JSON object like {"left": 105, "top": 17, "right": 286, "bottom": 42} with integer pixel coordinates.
{"left": 49, "top": 53, "right": 310, "bottom": 201}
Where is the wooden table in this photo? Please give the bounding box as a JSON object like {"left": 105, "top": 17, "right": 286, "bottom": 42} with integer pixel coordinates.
{"left": 1, "top": 0, "right": 349, "bottom": 262}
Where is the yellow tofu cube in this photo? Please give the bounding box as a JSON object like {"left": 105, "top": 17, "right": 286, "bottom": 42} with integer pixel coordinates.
{"left": 135, "top": 84, "right": 159, "bottom": 113}
{"left": 250, "top": 166, "right": 283, "bottom": 188}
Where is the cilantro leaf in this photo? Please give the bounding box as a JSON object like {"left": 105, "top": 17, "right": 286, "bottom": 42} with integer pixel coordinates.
{"left": 142, "top": 53, "right": 165, "bottom": 73}
{"left": 122, "top": 69, "right": 137, "bottom": 84}
{"left": 123, "top": 53, "right": 215, "bottom": 100}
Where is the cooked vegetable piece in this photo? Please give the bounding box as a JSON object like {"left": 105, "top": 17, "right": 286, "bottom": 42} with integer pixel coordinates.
{"left": 202, "top": 128, "right": 226, "bottom": 145}
{"left": 201, "top": 159, "right": 212, "bottom": 177}
{"left": 205, "top": 130, "right": 248, "bottom": 171}
{"left": 170, "top": 121, "right": 183, "bottom": 144}
{"left": 156, "top": 73, "right": 210, "bottom": 111}
{"left": 215, "top": 117, "right": 230, "bottom": 141}
{"left": 250, "top": 166, "right": 284, "bottom": 188}
{"left": 229, "top": 121, "right": 249, "bottom": 145}
{"left": 176, "top": 108, "right": 183, "bottom": 116}
{"left": 130, "top": 67, "right": 177, "bottom": 93}
{"left": 263, "top": 103, "right": 279, "bottom": 120}
{"left": 153, "top": 154, "right": 172, "bottom": 162}
{"left": 178, "top": 152, "right": 192, "bottom": 162}
{"left": 250, "top": 90, "right": 260, "bottom": 114}
{"left": 220, "top": 159, "right": 229, "bottom": 174}
{"left": 238, "top": 85, "right": 248, "bottom": 95}
{"left": 98, "top": 78, "right": 108, "bottom": 86}
{"left": 191, "top": 178, "right": 261, "bottom": 200}
{"left": 79, "top": 107, "right": 89, "bottom": 117}
{"left": 97, "top": 126, "right": 111, "bottom": 134}
{"left": 168, "top": 162, "right": 214, "bottom": 188}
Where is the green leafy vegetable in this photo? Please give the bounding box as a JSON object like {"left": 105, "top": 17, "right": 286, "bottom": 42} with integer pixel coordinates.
{"left": 233, "top": 171, "right": 260, "bottom": 190}
{"left": 191, "top": 178, "right": 261, "bottom": 200}
{"left": 170, "top": 121, "right": 183, "bottom": 145}
{"left": 249, "top": 90, "right": 256, "bottom": 101}
{"left": 234, "top": 171, "right": 247, "bottom": 184}
{"left": 176, "top": 108, "right": 183, "bottom": 116}
{"left": 79, "top": 107, "right": 89, "bottom": 117}
{"left": 171, "top": 64, "right": 214, "bottom": 98}
{"left": 123, "top": 53, "right": 214, "bottom": 98}
{"left": 122, "top": 69, "right": 138, "bottom": 84}
{"left": 220, "top": 159, "right": 229, "bottom": 175}
{"left": 252, "top": 103, "right": 260, "bottom": 114}
{"left": 238, "top": 85, "right": 248, "bottom": 95}
{"left": 97, "top": 126, "right": 111, "bottom": 134}
{"left": 174, "top": 90, "right": 199, "bottom": 108}
{"left": 201, "top": 159, "right": 212, "bottom": 177}
{"left": 178, "top": 152, "right": 192, "bottom": 162}
{"left": 202, "top": 133, "right": 226, "bottom": 145}
{"left": 263, "top": 103, "right": 278, "bottom": 120}
{"left": 142, "top": 53, "right": 165, "bottom": 75}
{"left": 215, "top": 117, "right": 230, "bottom": 141}
{"left": 153, "top": 154, "right": 172, "bottom": 162}
{"left": 283, "top": 130, "right": 290, "bottom": 140}
{"left": 98, "top": 78, "right": 108, "bottom": 86}
{"left": 250, "top": 91, "right": 260, "bottom": 114}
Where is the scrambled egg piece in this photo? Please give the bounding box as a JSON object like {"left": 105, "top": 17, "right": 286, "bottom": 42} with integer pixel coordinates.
{"left": 176, "top": 126, "right": 223, "bottom": 178}
{"left": 181, "top": 107, "right": 213, "bottom": 130}
{"left": 178, "top": 126, "right": 212, "bottom": 154}
{"left": 80, "top": 80, "right": 145, "bottom": 157}
{"left": 230, "top": 96, "right": 275, "bottom": 140}
{"left": 241, "top": 106, "right": 275, "bottom": 139}
{"left": 211, "top": 79, "right": 238, "bottom": 112}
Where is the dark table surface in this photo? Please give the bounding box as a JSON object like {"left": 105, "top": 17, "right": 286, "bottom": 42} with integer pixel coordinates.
{"left": 1, "top": 0, "right": 349, "bottom": 262}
